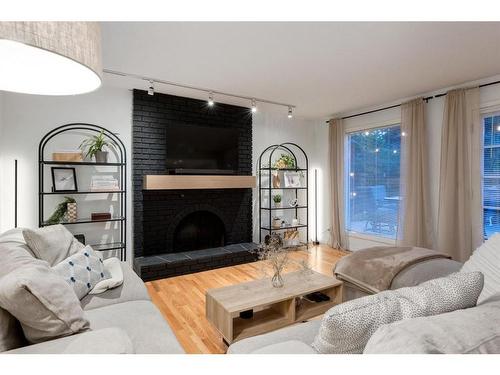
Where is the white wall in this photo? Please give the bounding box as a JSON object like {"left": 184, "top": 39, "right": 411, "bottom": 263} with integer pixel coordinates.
{"left": 340, "top": 80, "right": 500, "bottom": 251}
{"left": 252, "top": 112, "right": 330, "bottom": 245}
{"left": 0, "top": 87, "right": 133, "bottom": 262}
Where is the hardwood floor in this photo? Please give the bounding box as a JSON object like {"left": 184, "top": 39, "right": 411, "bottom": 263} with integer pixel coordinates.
{"left": 145, "top": 244, "right": 349, "bottom": 354}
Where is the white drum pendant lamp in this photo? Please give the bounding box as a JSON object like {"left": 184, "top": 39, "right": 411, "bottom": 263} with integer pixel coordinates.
{"left": 0, "top": 22, "right": 102, "bottom": 95}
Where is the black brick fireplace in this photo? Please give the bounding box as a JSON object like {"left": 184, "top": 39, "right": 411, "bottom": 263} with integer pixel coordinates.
{"left": 132, "top": 90, "right": 258, "bottom": 281}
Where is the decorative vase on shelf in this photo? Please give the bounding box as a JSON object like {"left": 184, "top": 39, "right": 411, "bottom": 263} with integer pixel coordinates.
{"left": 65, "top": 202, "right": 77, "bottom": 223}
{"left": 272, "top": 171, "right": 281, "bottom": 188}
{"left": 272, "top": 217, "right": 282, "bottom": 229}
{"left": 94, "top": 151, "right": 108, "bottom": 163}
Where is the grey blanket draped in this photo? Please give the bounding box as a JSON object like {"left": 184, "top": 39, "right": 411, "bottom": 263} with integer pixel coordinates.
{"left": 334, "top": 246, "right": 450, "bottom": 294}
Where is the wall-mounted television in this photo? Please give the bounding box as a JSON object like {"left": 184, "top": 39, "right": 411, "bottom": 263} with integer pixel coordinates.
{"left": 165, "top": 124, "right": 239, "bottom": 174}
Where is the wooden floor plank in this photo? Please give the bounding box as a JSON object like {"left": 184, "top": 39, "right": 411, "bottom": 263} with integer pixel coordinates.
{"left": 145, "top": 244, "right": 348, "bottom": 354}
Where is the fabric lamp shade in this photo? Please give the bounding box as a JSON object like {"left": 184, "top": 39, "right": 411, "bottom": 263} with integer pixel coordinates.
{"left": 0, "top": 22, "right": 102, "bottom": 95}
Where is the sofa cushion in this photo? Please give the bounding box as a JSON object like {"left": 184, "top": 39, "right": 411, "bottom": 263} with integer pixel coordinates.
{"left": 227, "top": 320, "right": 321, "bottom": 354}
{"left": 0, "top": 307, "right": 25, "bottom": 352}
{"left": 364, "top": 293, "right": 500, "bottom": 354}
{"left": 312, "top": 272, "right": 484, "bottom": 354}
{"left": 80, "top": 262, "right": 150, "bottom": 311}
{"left": 52, "top": 245, "right": 110, "bottom": 300}
{"left": 5, "top": 328, "right": 134, "bottom": 354}
{"left": 0, "top": 264, "right": 90, "bottom": 343}
{"left": 23, "top": 224, "right": 84, "bottom": 266}
{"left": 461, "top": 233, "right": 500, "bottom": 303}
{"left": 0, "top": 228, "right": 36, "bottom": 257}
{"left": 250, "top": 340, "right": 317, "bottom": 354}
{"left": 391, "top": 258, "right": 463, "bottom": 289}
{"left": 84, "top": 300, "right": 184, "bottom": 354}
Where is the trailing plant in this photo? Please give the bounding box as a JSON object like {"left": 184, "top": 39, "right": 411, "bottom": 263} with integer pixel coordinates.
{"left": 273, "top": 153, "right": 296, "bottom": 169}
{"left": 47, "top": 197, "right": 76, "bottom": 224}
{"left": 79, "top": 130, "right": 115, "bottom": 159}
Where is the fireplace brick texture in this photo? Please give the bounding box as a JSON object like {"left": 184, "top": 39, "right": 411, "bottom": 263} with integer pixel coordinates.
{"left": 133, "top": 89, "right": 253, "bottom": 257}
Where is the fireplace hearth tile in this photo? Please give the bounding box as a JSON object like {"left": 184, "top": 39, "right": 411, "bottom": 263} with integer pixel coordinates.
{"left": 133, "top": 242, "right": 259, "bottom": 281}
{"left": 158, "top": 253, "right": 191, "bottom": 263}
{"left": 185, "top": 247, "right": 230, "bottom": 260}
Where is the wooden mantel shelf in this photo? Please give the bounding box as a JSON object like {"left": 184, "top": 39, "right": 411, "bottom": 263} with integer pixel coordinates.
{"left": 143, "top": 175, "right": 257, "bottom": 190}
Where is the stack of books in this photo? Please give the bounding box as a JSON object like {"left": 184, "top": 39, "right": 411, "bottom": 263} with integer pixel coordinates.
{"left": 90, "top": 175, "right": 120, "bottom": 191}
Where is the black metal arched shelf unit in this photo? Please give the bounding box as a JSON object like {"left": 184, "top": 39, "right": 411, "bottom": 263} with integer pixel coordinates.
{"left": 38, "top": 123, "right": 127, "bottom": 261}
{"left": 258, "top": 142, "right": 309, "bottom": 248}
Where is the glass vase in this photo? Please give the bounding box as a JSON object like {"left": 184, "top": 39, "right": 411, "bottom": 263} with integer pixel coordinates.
{"left": 271, "top": 270, "right": 284, "bottom": 288}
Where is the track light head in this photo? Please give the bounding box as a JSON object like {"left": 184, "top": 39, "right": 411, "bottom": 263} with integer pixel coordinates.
{"left": 288, "top": 106, "right": 293, "bottom": 119}
{"left": 208, "top": 91, "right": 214, "bottom": 106}
{"left": 251, "top": 99, "right": 257, "bottom": 113}
{"left": 147, "top": 80, "right": 154, "bottom": 96}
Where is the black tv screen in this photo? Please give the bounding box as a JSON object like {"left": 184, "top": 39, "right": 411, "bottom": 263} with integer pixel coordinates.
{"left": 166, "top": 124, "right": 239, "bottom": 172}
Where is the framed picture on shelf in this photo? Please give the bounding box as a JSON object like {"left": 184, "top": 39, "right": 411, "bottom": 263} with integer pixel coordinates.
{"left": 284, "top": 171, "right": 301, "bottom": 188}
{"left": 51, "top": 167, "right": 78, "bottom": 192}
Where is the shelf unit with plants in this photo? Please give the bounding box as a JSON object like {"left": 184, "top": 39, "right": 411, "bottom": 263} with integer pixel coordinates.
{"left": 38, "top": 123, "right": 127, "bottom": 261}
{"left": 258, "top": 143, "right": 309, "bottom": 249}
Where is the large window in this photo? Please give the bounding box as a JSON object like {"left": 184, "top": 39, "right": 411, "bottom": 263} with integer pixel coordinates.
{"left": 483, "top": 113, "right": 500, "bottom": 239}
{"left": 345, "top": 125, "right": 401, "bottom": 238}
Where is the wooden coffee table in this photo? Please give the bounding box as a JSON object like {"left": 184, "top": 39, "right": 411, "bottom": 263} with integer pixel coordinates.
{"left": 206, "top": 270, "right": 343, "bottom": 345}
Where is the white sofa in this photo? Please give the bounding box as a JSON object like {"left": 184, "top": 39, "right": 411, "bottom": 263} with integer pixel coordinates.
{"left": 0, "top": 228, "right": 184, "bottom": 354}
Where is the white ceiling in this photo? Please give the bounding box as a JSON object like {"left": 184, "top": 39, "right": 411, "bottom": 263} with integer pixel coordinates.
{"left": 101, "top": 22, "right": 500, "bottom": 118}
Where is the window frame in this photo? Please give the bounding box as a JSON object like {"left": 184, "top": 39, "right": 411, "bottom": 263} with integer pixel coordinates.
{"left": 343, "top": 118, "right": 401, "bottom": 243}
{"left": 481, "top": 109, "right": 500, "bottom": 240}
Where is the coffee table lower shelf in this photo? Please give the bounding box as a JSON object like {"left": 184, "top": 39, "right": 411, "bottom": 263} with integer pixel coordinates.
{"left": 206, "top": 271, "right": 343, "bottom": 345}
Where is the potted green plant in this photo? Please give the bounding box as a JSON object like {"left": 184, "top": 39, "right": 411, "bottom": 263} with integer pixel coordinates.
{"left": 79, "top": 130, "right": 115, "bottom": 163}
{"left": 273, "top": 154, "right": 296, "bottom": 170}
{"left": 47, "top": 197, "right": 76, "bottom": 224}
{"left": 273, "top": 194, "right": 282, "bottom": 208}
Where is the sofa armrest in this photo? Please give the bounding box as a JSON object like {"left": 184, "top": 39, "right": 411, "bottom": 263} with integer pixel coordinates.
{"left": 390, "top": 258, "right": 463, "bottom": 290}
{"left": 4, "top": 328, "right": 133, "bottom": 354}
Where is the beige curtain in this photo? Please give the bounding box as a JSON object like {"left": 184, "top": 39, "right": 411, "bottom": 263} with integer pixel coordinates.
{"left": 329, "top": 118, "right": 348, "bottom": 249}
{"left": 397, "top": 98, "right": 434, "bottom": 248}
{"left": 437, "top": 87, "right": 482, "bottom": 262}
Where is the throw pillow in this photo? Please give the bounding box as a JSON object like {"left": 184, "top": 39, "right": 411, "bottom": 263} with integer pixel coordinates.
{"left": 311, "top": 271, "right": 484, "bottom": 354}
{"left": 0, "top": 263, "right": 90, "bottom": 344}
{"left": 52, "top": 245, "right": 111, "bottom": 300}
{"left": 22, "top": 224, "right": 84, "bottom": 266}
{"left": 89, "top": 257, "right": 124, "bottom": 295}
{"left": 364, "top": 293, "right": 500, "bottom": 354}
{"left": 461, "top": 233, "right": 500, "bottom": 303}
{"left": 0, "top": 241, "right": 45, "bottom": 351}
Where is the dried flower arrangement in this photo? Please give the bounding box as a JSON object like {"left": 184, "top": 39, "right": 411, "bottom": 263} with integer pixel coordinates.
{"left": 253, "top": 233, "right": 311, "bottom": 288}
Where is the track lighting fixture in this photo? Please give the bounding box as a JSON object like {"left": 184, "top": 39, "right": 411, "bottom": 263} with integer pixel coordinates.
{"left": 288, "top": 106, "right": 293, "bottom": 118}
{"left": 251, "top": 99, "right": 257, "bottom": 113}
{"left": 208, "top": 92, "right": 215, "bottom": 106}
{"left": 147, "top": 80, "right": 154, "bottom": 96}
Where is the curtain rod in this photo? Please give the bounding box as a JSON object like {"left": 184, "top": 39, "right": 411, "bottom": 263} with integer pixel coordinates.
{"left": 326, "top": 79, "right": 500, "bottom": 123}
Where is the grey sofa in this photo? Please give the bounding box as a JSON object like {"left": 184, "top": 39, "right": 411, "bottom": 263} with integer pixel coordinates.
{"left": 0, "top": 229, "right": 184, "bottom": 354}
{"left": 228, "top": 257, "right": 500, "bottom": 354}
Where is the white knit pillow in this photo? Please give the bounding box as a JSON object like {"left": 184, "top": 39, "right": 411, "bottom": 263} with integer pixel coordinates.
{"left": 461, "top": 233, "right": 500, "bottom": 303}
{"left": 312, "top": 272, "right": 484, "bottom": 354}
